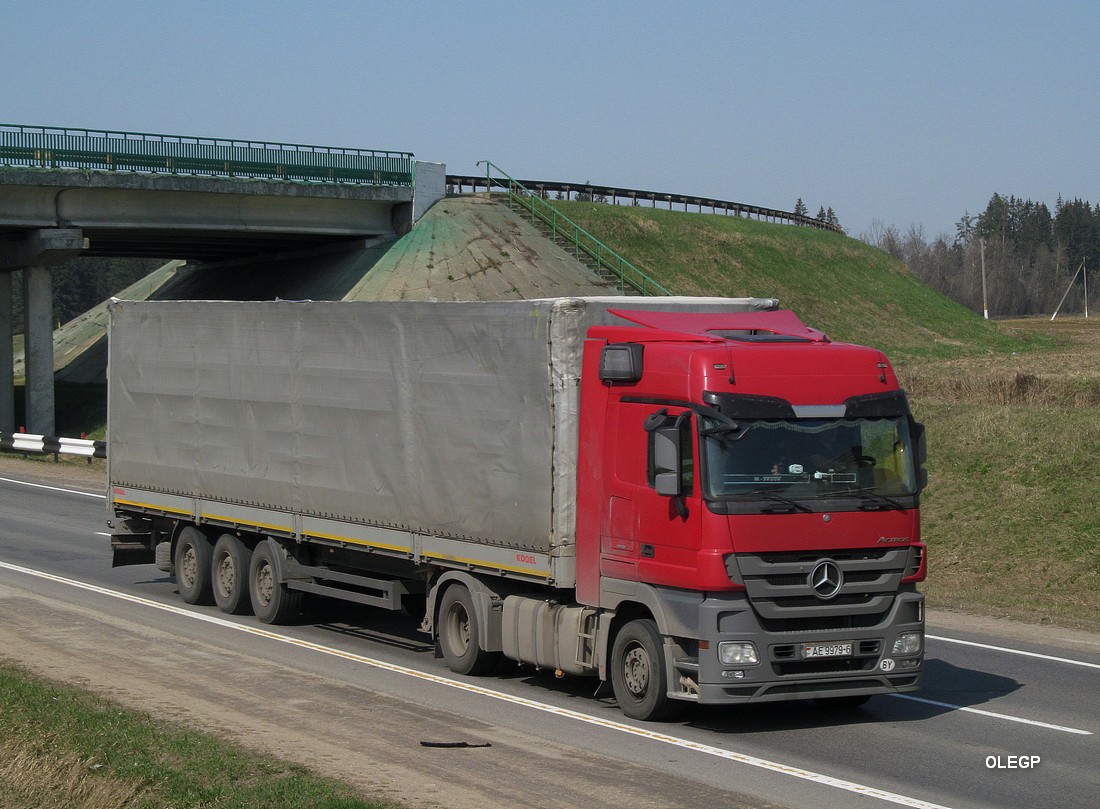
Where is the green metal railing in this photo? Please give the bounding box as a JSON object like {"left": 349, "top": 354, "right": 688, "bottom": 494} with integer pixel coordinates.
{"left": 477, "top": 161, "right": 671, "bottom": 296}
{"left": 0, "top": 124, "right": 414, "bottom": 186}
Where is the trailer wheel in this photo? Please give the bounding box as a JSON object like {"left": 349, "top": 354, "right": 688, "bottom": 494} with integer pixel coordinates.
{"left": 610, "top": 619, "right": 680, "bottom": 721}
{"left": 248, "top": 541, "right": 302, "bottom": 625}
{"left": 212, "top": 534, "right": 253, "bottom": 615}
{"left": 438, "top": 585, "right": 500, "bottom": 676}
{"left": 175, "top": 527, "right": 214, "bottom": 605}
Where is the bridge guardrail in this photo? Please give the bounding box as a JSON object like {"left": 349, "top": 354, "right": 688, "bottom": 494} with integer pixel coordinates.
{"left": 0, "top": 124, "right": 414, "bottom": 186}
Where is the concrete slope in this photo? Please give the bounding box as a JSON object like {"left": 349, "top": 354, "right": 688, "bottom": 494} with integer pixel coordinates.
{"left": 346, "top": 195, "right": 619, "bottom": 300}
{"left": 18, "top": 196, "right": 621, "bottom": 384}
{"left": 14, "top": 261, "right": 187, "bottom": 384}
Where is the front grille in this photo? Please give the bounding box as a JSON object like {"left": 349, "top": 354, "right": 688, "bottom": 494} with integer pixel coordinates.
{"left": 732, "top": 546, "right": 918, "bottom": 630}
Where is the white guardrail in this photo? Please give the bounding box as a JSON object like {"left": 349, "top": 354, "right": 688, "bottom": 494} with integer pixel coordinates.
{"left": 0, "top": 431, "right": 106, "bottom": 459}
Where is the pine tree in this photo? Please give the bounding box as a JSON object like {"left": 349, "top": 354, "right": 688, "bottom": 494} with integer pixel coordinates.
{"left": 794, "top": 198, "right": 808, "bottom": 217}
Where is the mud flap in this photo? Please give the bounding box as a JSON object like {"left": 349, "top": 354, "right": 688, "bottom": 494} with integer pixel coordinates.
{"left": 111, "top": 534, "right": 155, "bottom": 567}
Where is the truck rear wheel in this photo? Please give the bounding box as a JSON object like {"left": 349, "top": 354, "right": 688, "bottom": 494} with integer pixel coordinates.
{"left": 212, "top": 534, "right": 253, "bottom": 615}
{"left": 438, "top": 585, "right": 500, "bottom": 676}
{"left": 610, "top": 619, "right": 680, "bottom": 721}
{"left": 175, "top": 527, "right": 214, "bottom": 605}
{"left": 248, "top": 541, "right": 302, "bottom": 625}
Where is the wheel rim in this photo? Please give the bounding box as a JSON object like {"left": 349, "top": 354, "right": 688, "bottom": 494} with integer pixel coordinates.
{"left": 444, "top": 602, "right": 471, "bottom": 657}
{"left": 215, "top": 553, "right": 234, "bottom": 598}
{"left": 622, "top": 642, "right": 651, "bottom": 698}
{"left": 255, "top": 560, "right": 274, "bottom": 607}
{"left": 180, "top": 546, "right": 198, "bottom": 589}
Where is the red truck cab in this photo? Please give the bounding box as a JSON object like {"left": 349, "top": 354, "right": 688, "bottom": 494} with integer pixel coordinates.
{"left": 576, "top": 309, "right": 926, "bottom": 719}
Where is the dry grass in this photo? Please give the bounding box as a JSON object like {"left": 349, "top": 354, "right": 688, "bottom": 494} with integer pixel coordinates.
{"left": 902, "top": 317, "right": 1100, "bottom": 630}
{"left": 899, "top": 317, "right": 1100, "bottom": 407}
{"left": 0, "top": 740, "right": 143, "bottom": 809}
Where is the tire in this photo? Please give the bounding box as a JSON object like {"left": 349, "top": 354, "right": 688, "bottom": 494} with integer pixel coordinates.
{"left": 174, "top": 527, "right": 214, "bottom": 605}
{"left": 610, "top": 619, "right": 680, "bottom": 721}
{"left": 212, "top": 534, "right": 253, "bottom": 615}
{"left": 248, "top": 541, "right": 302, "bottom": 625}
{"left": 438, "top": 585, "right": 500, "bottom": 676}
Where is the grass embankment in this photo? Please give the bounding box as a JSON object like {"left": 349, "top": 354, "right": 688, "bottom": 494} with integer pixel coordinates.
{"left": 554, "top": 201, "right": 1099, "bottom": 631}
{"left": 0, "top": 662, "right": 392, "bottom": 809}
{"left": 549, "top": 200, "right": 1038, "bottom": 360}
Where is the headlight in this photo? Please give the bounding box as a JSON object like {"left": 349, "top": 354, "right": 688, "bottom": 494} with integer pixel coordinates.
{"left": 892, "top": 631, "right": 923, "bottom": 656}
{"left": 718, "top": 641, "right": 759, "bottom": 666}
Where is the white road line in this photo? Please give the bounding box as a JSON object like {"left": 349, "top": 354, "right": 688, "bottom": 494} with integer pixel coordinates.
{"left": 888, "top": 694, "right": 1091, "bottom": 736}
{"left": 928, "top": 634, "right": 1100, "bottom": 670}
{"left": 0, "top": 560, "right": 952, "bottom": 809}
{"left": 0, "top": 476, "right": 105, "bottom": 499}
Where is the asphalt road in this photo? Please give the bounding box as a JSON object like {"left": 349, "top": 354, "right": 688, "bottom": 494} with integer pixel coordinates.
{"left": 1, "top": 470, "right": 1097, "bottom": 809}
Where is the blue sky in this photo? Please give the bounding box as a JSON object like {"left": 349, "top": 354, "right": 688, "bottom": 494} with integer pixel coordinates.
{"left": 3, "top": 1, "right": 1096, "bottom": 239}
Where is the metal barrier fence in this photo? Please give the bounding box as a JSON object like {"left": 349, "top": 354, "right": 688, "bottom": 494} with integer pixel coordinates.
{"left": 447, "top": 175, "right": 843, "bottom": 233}
{"left": 1, "top": 431, "right": 106, "bottom": 459}
{"left": 0, "top": 123, "right": 414, "bottom": 186}
{"left": 475, "top": 161, "right": 672, "bottom": 296}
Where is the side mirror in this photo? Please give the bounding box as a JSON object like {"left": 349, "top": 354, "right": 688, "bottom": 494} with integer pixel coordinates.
{"left": 912, "top": 421, "right": 927, "bottom": 466}
{"left": 911, "top": 420, "right": 928, "bottom": 491}
{"left": 653, "top": 426, "right": 683, "bottom": 497}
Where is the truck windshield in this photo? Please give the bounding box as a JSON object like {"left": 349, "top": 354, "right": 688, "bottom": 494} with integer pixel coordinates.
{"left": 702, "top": 416, "right": 918, "bottom": 508}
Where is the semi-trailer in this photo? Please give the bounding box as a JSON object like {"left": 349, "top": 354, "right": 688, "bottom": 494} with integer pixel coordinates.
{"left": 108, "top": 296, "right": 926, "bottom": 720}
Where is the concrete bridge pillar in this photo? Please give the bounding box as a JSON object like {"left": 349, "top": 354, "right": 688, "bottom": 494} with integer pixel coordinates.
{"left": 0, "top": 272, "right": 12, "bottom": 432}
{"left": 23, "top": 265, "right": 55, "bottom": 437}
{"left": 0, "top": 228, "right": 86, "bottom": 437}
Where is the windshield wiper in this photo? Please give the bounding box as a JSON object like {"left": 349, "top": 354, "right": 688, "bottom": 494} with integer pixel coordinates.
{"left": 846, "top": 488, "right": 906, "bottom": 511}
{"left": 741, "top": 489, "right": 812, "bottom": 513}
{"left": 700, "top": 422, "right": 748, "bottom": 441}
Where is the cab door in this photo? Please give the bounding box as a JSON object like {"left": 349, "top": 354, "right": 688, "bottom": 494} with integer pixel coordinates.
{"left": 602, "top": 403, "right": 701, "bottom": 588}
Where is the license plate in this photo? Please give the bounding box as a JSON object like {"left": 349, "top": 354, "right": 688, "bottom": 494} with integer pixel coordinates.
{"left": 800, "top": 641, "right": 853, "bottom": 659}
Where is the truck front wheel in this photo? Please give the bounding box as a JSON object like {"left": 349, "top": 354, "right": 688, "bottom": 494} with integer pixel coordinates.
{"left": 438, "top": 585, "right": 500, "bottom": 676}
{"left": 175, "top": 527, "right": 214, "bottom": 605}
{"left": 212, "top": 534, "right": 253, "bottom": 615}
{"left": 248, "top": 541, "right": 302, "bottom": 625}
{"left": 610, "top": 619, "right": 680, "bottom": 721}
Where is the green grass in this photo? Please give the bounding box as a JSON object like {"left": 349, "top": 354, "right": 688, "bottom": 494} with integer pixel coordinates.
{"left": 916, "top": 402, "right": 1100, "bottom": 630}
{"left": 0, "top": 662, "right": 396, "bottom": 809}
{"left": 549, "top": 200, "right": 1041, "bottom": 359}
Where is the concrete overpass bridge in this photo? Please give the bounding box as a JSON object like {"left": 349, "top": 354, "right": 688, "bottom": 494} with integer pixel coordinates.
{"left": 0, "top": 124, "right": 445, "bottom": 435}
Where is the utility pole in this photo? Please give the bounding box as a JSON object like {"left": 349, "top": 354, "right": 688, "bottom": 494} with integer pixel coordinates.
{"left": 1051, "top": 259, "right": 1085, "bottom": 321}
{"left": 979, "top": 237, "right": 989, "bottom": 320}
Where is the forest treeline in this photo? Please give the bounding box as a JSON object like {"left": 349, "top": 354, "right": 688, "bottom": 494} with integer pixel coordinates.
{"left": 863, "top": 194, "right": 1096, "bottom": 317}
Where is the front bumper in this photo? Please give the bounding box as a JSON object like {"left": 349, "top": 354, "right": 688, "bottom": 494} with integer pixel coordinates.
{"left": 687, "top": 588, "right": 924, "bottom": 704}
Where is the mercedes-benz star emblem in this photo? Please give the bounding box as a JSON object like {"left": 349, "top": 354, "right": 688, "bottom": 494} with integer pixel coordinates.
{"left": 809, "top": 561, "right": 843, "bottom": 599}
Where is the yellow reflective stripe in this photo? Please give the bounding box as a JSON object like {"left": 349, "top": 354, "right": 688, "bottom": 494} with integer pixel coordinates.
{"left": 113, "top": 497, "right": 189, "bottom": 516}
{"left": 202, "top": 513, "right": 292, "bottom": 535}
{"left": 421, "top": 550, "right": 547, "bottom": 578}
{"left": 305, "top": 530, "right": 410, "bottom": 554}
